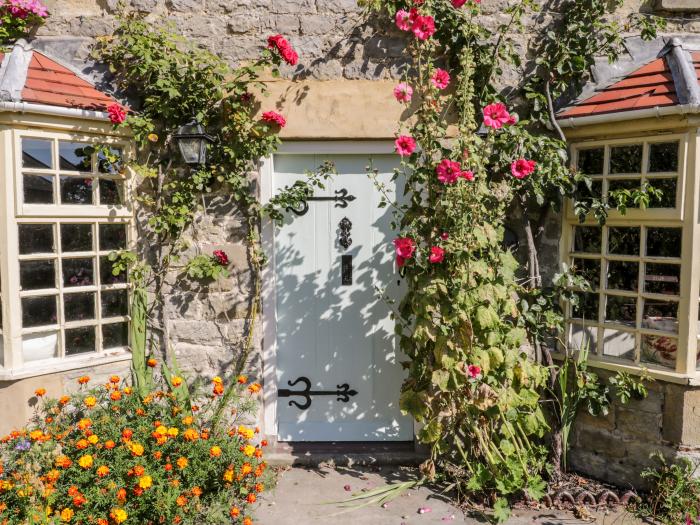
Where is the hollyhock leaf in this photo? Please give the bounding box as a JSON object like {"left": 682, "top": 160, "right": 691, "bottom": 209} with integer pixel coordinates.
{"left": 419, "top": 420, "right": 442, "bottom": 443}
{"left": 475, "top": 306, "right": 498, "bottom": 330}
{"left": 431, "top": 369, "right": 450, "bottom": 391}
{"left": 399, "top": 390, "right": 426, "bottom": 419}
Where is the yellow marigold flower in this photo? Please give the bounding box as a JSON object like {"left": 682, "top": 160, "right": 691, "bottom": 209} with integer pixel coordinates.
{"left": 29, "top": 429, "right": 43, "bottom": 441}
{"left": 237, "top": 375, "right": 248, "bottom": 384}
{"left": 176, "top": 457, "right": 188, "bottom": 469}
{"left": 46, "top": 469, "right": 60, "bottom": 483}
{"left": 212, "top": 376, "right": 223, "bottom": 384}
{"left": 96, "top": 466, "right": 110, "bottom": 478}
{"left": 87, "top": 435, "right": 99, "bottom": 445}
{"left": 242, "top": 444, "right": 256, "bottom": 457}
{"left": 171, "top": 376, "right": 183, "bottom": 387}
{"left": 78, "top": 455, "right": 93, "bottom": 469}
{"left": 123, "top": 387, "right": 132, "bottom": 395}
{"left": 238, "top": 425, "right": 254, "bottom": 440}
{"left": 209, "top": 445, "right": 222, "bottom": 457}
{"left": 60, "top": 508, "right": 74, "bottom": 522}
{"left": 77, "top": 418, "right": 92, "bottom": 430}
{"left": 248, "top": 383, "right": 262, "bottom": 394}
{"left": 110, "top": 508, "right": 128, "bottom": 524}
{"left": 183, "top": 428, "right": 198, "bottom": 441}
{"left": 167, "top": 427, "right": 179, "bottom": 438}
{"left": 138, "top": 475, "right": 152, "bottom": 489}
{"left": 129, "top": 442, "right": 144, "bottom": 456}
{"left": 223, "top": 469, "right": 234, "bottom": 482}
{"left": 155, "top": 425, "right": 168, "bottom": 436}
{"left": 182, "top": 416, "right": 193, "bottom": 426}
{"left": 147, "top": 133, "right": 159, "bottom": 143}
{"left": 84, "top": 396, "right": 97, "bottom": 408}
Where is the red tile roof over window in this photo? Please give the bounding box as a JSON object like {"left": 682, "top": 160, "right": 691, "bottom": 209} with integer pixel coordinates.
{"left": 21, "top": 51, "right": 119, "bottom": 111}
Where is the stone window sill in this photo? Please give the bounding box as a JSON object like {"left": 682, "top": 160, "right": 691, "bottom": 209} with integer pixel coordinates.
{"left": 657, "top": 0, "right": 700, "bottom": 11}
{"left": 0, "top": 350, "right": 132, "bottom": 381}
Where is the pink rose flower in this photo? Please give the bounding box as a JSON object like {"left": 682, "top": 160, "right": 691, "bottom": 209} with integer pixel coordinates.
{"left": 107, "top": 103, "right": 126, "bottom": 125}
{"left": 393, "top": 237, "right": 416, "bottom": 268}
{"left": 436, "top": 159, "right": 462, "bottom": 184}
{"left": 467, "top": 364, "right": 481, "bottom": 378}
{"left": 412, "top": 15, "right": 435, "bottom": 40}
{"left": 459, "top": 170, "right": 474, "bottom": 181}
{"left": 430, "top": 68, "right": 450, "bottom": 90}
{"left": 262, "top": 111, "right": 286, "bottom": 127}
{"left": 429, "top": 246, "right": 445, "bottom": 263}
{"left": 511, "top": 158, "right": 536, "bottom": 179}
{"left": 482, "top": 102, "right": 513, "bottom": 129}
{"left": 393, "top": 82, "right": 413, "bottom": 103}
{"left": 395, "top": 9, "right": 411, "bottom": 31}
{"left": 267, "top": 34, "right": 299, "bottom": 66}
{"left": 395, "top": 135, "right": 417, "bottom": 157}
{"left": 213, "top": 250, "right": 229, "bottom": 266}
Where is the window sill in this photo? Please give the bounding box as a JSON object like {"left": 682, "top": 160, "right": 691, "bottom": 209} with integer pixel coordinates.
{"left": 552, "top": 352, "right": 700, "bottom": 386}
{"left": 0, "top": 350, "right": 132, "bottom": 381}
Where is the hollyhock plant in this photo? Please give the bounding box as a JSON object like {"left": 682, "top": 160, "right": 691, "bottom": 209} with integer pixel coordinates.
{"left": 511, "top": 158, "right": 536, "bottom": 179}
{"left": 429, "top": 246, "right": 445, "bottom": 263}
{"left": 395, "top": 135, "right": 417, "bottom": 157}
{"left": 107, "top": 103, "right": 126, "bottom": 125}
{"left": 394, "top": 82, "right": 413, "bottom": 103}
{"left": 393, "top": 237, "right": 416, "bottom": 267}
{"left": 412, "top": 14, "right": 435, "bottom": 40}
{"left": 436, "top": 159, "right": 462, "bottom": 184}
{"left": 262, "top": 110, "right": 286, "bottom": 128}
{"left": 431, "top": 69, "right": 450, "bottom": 90}
{"left": 482, "top": 102, "right": 513, "bottom": 129}
{"left": 267, "top": 34, "right": 299, "bottom": 66}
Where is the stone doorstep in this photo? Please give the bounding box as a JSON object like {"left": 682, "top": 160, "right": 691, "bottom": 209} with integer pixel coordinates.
{"left": 265, "top": 441, "right": 428, "bottom": 467}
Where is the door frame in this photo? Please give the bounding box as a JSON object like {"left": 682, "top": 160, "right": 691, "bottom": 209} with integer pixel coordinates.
{"left": 259, "top": 140, "right": 399, "bottom": 441}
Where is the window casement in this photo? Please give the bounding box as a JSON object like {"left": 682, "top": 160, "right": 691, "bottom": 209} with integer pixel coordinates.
{"left": 0, "top": 129, "right": 133, "bottom": 378}
{"left": 562, "top": 133, "right": 700, "bottom": 381}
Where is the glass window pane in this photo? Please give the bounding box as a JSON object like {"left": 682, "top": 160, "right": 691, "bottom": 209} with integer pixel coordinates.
{"left": 61, "top": 224, "right": 93, "bottom": 252}
{"left": 64, "top": 292, "right": 95, "bottom": 322}
{"left": 602, "top": 329, "right": 635, "bottom": 360}
{"left": 22, "top": 138, "right": 53, "bottom": 169}
{"left": 572, "top": 258, "right": 600, "bottom": 288}
{"left": 608, "top": 227, "right": 640, "bottom": 255}
{"left": 648, "top": 142, "right": 679, "bottom": 173}
{"left": 65, "top": 326, "right": 96, "bottom": 356}
{"left": 102, "top": 322, "right": 128, "bottom": 349}
{"left": 574, "top": 179, "right": 603, "bottom": 202}
{"left": 644, "top": 263, "right": 680, "bottom": 295}
{"left": 60, "top": 177, "right": 93, "bottom": 205}
{"left": 577, "top": 147, "right": 604, "bottom": 175}
{"left": 20, "top": 260, "right": 55, "bottom": 291}
{"left": 101, "top": 289, "right": 128, "bottom": 317}
{"left": 646, "top": 228, "right": 682, "bottom": 258}
{"left": 99, "top": 224, "right": 127, "bottom": 251}
{"left": 608, "top": 179, "right": 641, "bottom": 208}
{"left": 572, "top": 226, "right": 601, "bottom": 253}
{"left": 606, "top": 261, "right": 638, "bottom": 291}
{"left": 22, "top": 296, "right": 57, "bottom": 328}
{"left": 100, "top": 256, "right": 126, "bottom": 285}
{"left": 641, "top": 334, "right": 677, "bottom": 368}
{"left": 610, "top": 144, "right": 642, "bottom": 174}
{"left": 24, "top": 174, "right": 54, "bottom": 204}
{"left": 18, "top": 224, "right": 54, "bottom": 254}
{"left": 59, "top": 141, "right": 92, "bottom": 171}
{"left": 647, "top": 178, "right": 677, "bottom": 208}
{"left": 98, "top": 147, "right": 123, "bottom": 174}
{"left": 22, "top": 332, "right": 58, "bottom": 362}
{"left": 605, "top": 295, "right": 636, "bottom": 327}
{"left": 570, "top": 324, "right": 597, "bottom": 353}
{"left": 99, "top": 179, "right": 124, "bottom": 206}
{"left": 571, "top": 292, "right": 599, "bottom": 321}
{"left": 62, "top": 258, "right": 94, "bottom": 287}
{"left": 642, "top": 299, "right": 678, "bottom": 333}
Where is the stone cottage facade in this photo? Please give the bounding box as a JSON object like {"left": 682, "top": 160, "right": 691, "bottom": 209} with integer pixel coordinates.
{"left": 2, "top": 0, "right": 700, "bottom": 487}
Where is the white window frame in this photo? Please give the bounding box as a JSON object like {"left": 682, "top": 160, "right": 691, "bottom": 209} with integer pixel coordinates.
{"left": 0, "top": 127, "right": 134, "bottom": 379}
{"left": 561, "top": 130, "right": 700, "bottom": 384}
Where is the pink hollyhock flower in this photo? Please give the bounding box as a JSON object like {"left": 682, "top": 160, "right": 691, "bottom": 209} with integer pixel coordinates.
{"left": 440, "top": 232, "right": 449, "bottom": 240}
{"left": 395, "top": 9, "right": 411, "bottom": 31}
{"left": 429, "top": 246, "right": 445, "bottom": 263}
{"left": 459, "top": 170, "right": 474, "bottom": 181}
{"left": 467, "top": 364, "right": 481, "bottom": 378}
{"left": 431, "top": 69, "right": 450, "bottom": 90}
{"left": 267, "top": 34, "right": 299, "bottom": 66}
{"left": 107, "top": 104, "right": 126, "bottom": 125}
{"left": 482, "top": 102, "right": 512, "bottom": 129}
{"left": 507, "top": 112, "right": 518, "bottom": 125}
{"left": 395, "top": 135, "right": 417, "bottom": 157}
{"left": 453, "top": 0, "right": 480, "bottom": 5}
{"left": 412, "top": 15, "right": 435, "bottom": 40}
{"left": 393, "top": 82, "right": 413, "bottom": 103}
{"left": 393, "top": 237, "right": 416, "bottom": 268}
{"left": 511, "top": 158, "right": 536, "bottom": 179}
{"left": 213, "top": 250, "right": 229, "bottom": 266}
{"left": 262, "top": 111, "right": 286, "bottom": 127}
{"left": 436, "top": 159, "right": 462, "bottom": 184}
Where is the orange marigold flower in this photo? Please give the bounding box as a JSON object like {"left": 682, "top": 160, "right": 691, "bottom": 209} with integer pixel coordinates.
{"left": 77, "top": 418, "right": 92, "bottom": 430}
{"left": 248, "top": 383, "right": 262, "bottom": 394}
{"left": 200, "top": 429, "right": 210, "bottom": 440}
{"left": 146, "top": 358, "right": 157, "bottom": 367}
{"left": 164, "top": 463, "right": 173, "bottom": 471}
{"left": 121, "top": 428, "right": 133, "bottom": 441}
{"left": 191, "top": 486, "right": 202, "bottom": 497}
{"left": 129, "top": 442, "right": 144, "bottom": 457}
{"left": 109, "top": 375, "right": 120, "bottom": 384}
{"left": 84, "top": 396, "right": 97, "bottom": 408}
{"left": 60, "top": 508, "right": 74, "bottom": 522}
{"left": 182, "top": 416, "right": 193, "bottom": 426}
{"left": 191, "top": 404, "right": 200, "bottom": 412}
{"left": 246, "top": 493, "right": 257, "bottom": 504}
{"left": 176, "top": 457, "right": 188, "bottom": 469}
{"left": 176, "top": 495, "right": 187, "bottom": 507}
{"left": 254, "top": 448, "right": 263, "bottom": 458}
{"left": 171, "top": 376, "right": 183, "bottom": 387}
{"left": 78, "top": 455, "right": 93, "bottom": 468}
{"left": 68, "top": 486, "right": 80, "bottom": 497}
{"left": 237, "top": 375, "right": 248, "bottom": 384}
{"left": 209, "top": 446, "right": 222, "bottom": 458}
{"left": 59, "top": 395, "right": 70, "bottom": 405}
{"left": 229, "top": 507, "right": 241, "bottom": 518}
{"left": 238, "top": 425, "right": 255, "bottom": 440}
{"left": 77, "top": 376, "right": 90, "bottom": 385}
{"left": 104, "top": 440, "right": 116, "bottom": 450}
{"left": 243, "top": 518, "right": 253, "bottom": 525}
{"left": 183, "top": 428, "right": 198, "bottom": 441}
{"left": 174, "top": 517, "right": 182, "bottom": 525}
{"left": 156, "top": 435, "right": 167, "bottom": 445}
{"left": 55, "top": 456, "right": 72, "bottom": 468}
{"left": 110, "top": 391, "right": 122, "bottom": 401}
{"left": 29, "top": 430, "right": 43, "bottom": 441}
{"left": 97, "top": 519, "right": 108, "bottom": 525}
{"left": 73, "top": 494, "right": 87, "bottom": 507}
{"left": 213, "top": 383, "right": 224, "bottom": 396}
{"left": 35, "top": 388, "right": 46, "bottom": 397}
{"left": 116, "top": 488, "right": 127, "bottom": 502}
{"left": 153, "top": 451, "right": 162, "bottom": 460}
{"left": 123, "top": 386, "right": 132, "bottom": 395}
{"left": 241, "top": 463, "right": 253, "bottom": 476}
{"left": 97, "top": 466, "right": 110, "bottom": 478}
{"left": 261, "top": 439, "right": 268, "bottom": 447}
{"left": 45, "top": 416, "right": 54, "bottom": 423}
{"left": 46, "top": 469, "right": 60, "bottom": 483}
{"left": 223, "top": 469, "right": 234, "bottom": 482}
{"left": 255, "top": 482, "right": 264, "bottom": 492}
{"left": 242, "top": 444, "right": 256, "bottom": 457}
{"left": 136, "top": 408, "right": 145, "bottom": 416}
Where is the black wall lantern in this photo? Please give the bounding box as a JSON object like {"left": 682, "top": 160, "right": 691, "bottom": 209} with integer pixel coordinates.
{"left": 173, "top": 119, "right": 215, "bottom": 165}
